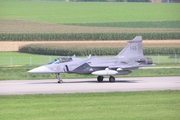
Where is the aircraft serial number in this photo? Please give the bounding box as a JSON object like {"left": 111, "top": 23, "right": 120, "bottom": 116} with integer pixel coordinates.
{"left": 130, "top": 46, "right": 137, "bottom": 50}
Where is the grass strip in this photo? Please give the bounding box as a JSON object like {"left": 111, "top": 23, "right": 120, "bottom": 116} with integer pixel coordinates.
{"left": 0, "top": 90, "right": 179, "bottom": 120}
{"left": 1, "top": 52, "right": 180, "bottom": 66}
{"left": 0, "top": 66, "right": 180, "bottom": 80}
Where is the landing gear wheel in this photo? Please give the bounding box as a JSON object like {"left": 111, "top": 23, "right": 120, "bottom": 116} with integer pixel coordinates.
{"left": 97, "top": 76, "right": 104, "bottom": 82}
{"left": 109, "top": 76, "right": 115, "bottom": 82}
{"left": 56, "top": 73, "right": 63, "bottom": 84}
{"left": 58, "top": 80, "right": 63, "bottom": 84}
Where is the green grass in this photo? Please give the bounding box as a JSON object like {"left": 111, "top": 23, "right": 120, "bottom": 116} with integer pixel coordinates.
{"left": 0, "top": 1, "right": 180, "bottom": 24}
{"left": 0, "top": 52, "right": 180, "bottom": 66}
{"left": 0, "top": 52, "right": 180, "bottom": 80}
{"left": 0, "top": 90, "right": 180, "bottom": 120}
{"left": 0, "top": 52, "right": 60, "bottom": 66}
{"left": 0, "top": 66, "right": 180, "bottom": 80}
{"left": 147, "top": 55, "right": 180, "bottom": 64}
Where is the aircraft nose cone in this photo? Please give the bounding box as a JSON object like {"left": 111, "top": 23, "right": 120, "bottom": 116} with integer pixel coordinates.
{"left": 28, "top": 66, "right": 54, "bottom": 74}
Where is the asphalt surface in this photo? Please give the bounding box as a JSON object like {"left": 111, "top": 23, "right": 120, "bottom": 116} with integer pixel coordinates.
{"left": 0, "top": 76, "right": 180, "bottom": 95}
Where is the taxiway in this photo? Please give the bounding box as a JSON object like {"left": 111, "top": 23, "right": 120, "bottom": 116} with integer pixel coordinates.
{"left": 0, "top": 76, "right": 180, "bottom": 95}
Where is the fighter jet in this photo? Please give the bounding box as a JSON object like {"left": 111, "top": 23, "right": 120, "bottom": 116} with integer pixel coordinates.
{"left": 28, "top": 36, "right": 153, "bottom": 83}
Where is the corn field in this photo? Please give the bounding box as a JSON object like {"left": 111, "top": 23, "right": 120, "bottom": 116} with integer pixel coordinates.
{"left": 1, "top": 33, "right": 180, "bottom": 41}
{"left": 19, "top": 42, "right": 180, "bottom": 56}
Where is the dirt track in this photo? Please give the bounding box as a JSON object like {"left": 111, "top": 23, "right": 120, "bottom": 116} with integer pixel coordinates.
{"left": 0, "top": 41, "right": 126, "bottom": 51}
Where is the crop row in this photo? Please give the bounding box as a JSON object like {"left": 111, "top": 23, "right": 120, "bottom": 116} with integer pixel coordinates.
{"left": 1, "top": 33, "right": 180, "bottom": 41}
{"left": 70, "top": 0, "right": 149, "bottom": 2}
{"left": 70, "top": 0, "right": 179, "bottom": 2}
{"left": 70, "top": 21, "right": 180, "bottom": 28}
{"left": 19, "top": 43, "right": 180, "bottom": 56}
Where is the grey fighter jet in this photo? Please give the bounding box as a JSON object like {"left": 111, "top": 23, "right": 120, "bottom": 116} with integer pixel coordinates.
{"left": 28, "top": 36, "right": 153, "bottom": 83}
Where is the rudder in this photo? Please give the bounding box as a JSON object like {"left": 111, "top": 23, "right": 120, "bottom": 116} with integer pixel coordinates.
{"left": 116, "top": 36, "right": 143, "bottom": 57}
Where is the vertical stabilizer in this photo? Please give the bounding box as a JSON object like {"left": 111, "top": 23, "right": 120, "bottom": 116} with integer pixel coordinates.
{"left": 116, "top": 36, "right": 143, "bottom": 57}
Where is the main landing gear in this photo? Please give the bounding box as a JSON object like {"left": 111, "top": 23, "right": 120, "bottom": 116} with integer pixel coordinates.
{"left": 97, "top": 76, "right": 104, "bottom": 82}
{"left": 56, "top": 74, "right": 116, "bottom": 84}
{"left": 109, "top": 76, "right": 115, "bottom": 82}
{"left": 56, "top": 73, "right": 63, "bottom": 84}
{"left": 97, "top": 76, "right": 115, "bottom": 83}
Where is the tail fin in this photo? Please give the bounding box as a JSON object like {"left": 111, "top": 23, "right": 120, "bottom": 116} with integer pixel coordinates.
{"left": 72, "top": 54, "right": 76, "bottom": 58}
{"left": 116, "top": 36, "right": 143, "bottom": 57}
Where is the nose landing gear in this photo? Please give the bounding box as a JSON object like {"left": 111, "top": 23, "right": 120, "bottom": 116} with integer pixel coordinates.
{"left": 56, "top": 73, "right": 63, "bottom": 83}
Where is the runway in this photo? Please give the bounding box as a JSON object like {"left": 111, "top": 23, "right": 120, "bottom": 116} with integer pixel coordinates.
{"left": 0, "top": 76, "right": 180, "bottom": 95}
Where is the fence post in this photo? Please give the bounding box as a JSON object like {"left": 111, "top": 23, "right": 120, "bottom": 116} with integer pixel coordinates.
{"left": 158, "top": 54, "right": 160, "bottom": 64}
{"left": 10, "top": 57, "right": 12, "bottom": 66}
{"left": 30, "top": 57, "right": 32, "bottom": 66}
{"left": 40, "top": 56, "right": 42, "bottom": 65}
{"left": 49, "top": 56, "right": 51, "bottom": 62}
{"left": 174, "top": 54, "right": 177, "bottom": 64}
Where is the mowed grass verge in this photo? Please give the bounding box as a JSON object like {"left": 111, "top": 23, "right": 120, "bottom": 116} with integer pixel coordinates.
{"left": 1, "top": 66, "right": 180, "bottom": 80}
{"left": 0, "top": 90, "right": 180, "bottom": 120}
{"left": 0, "top": 51, "right": 180, "bottom": 66}
{"left": 0, "top": 52, "right": 180, "bottom": 80}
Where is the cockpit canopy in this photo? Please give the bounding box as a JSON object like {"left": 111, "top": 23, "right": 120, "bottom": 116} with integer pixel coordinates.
{"left": 48, "top": 57, "right": 72, "bottom": 64}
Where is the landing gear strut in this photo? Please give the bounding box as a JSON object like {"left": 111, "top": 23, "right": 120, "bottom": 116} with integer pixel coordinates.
{"left": 97, "top": 76, "right": 104, "bottom": 82}
{"left": 56, "top": 73, "right": 63, "bottom": 83}
{"left": 109, "top": 76, "right": 115, "bottom": 82}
